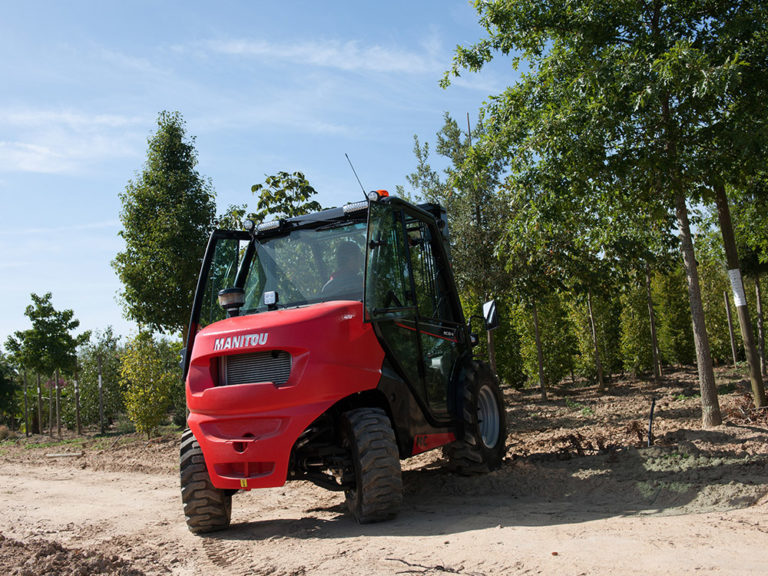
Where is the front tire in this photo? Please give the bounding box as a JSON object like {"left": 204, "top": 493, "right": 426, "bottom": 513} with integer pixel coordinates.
{"left": 342, "top": 408, "right": 402, "bottom": 523}
{"left": 444, "top": 360, "right": 507, "bottom": 475}
{"left": 180, "top": 428, "right": 232, "bottom": 534}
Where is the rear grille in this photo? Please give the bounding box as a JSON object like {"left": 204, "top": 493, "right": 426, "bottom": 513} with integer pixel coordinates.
{"left": 220, "top": 351, "right": 292, "bottom": 386}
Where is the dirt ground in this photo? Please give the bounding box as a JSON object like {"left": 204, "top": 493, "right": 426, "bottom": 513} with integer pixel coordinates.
{"left": 1, "top": 366, "right": 767, "bottom": 576}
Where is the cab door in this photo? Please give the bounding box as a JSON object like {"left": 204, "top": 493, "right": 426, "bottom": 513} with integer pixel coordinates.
{"left": 364, "top": 199, "right": 466, "bottom": 422}
{"left": 183, "top": 230, "right": 251, "bottom": 380}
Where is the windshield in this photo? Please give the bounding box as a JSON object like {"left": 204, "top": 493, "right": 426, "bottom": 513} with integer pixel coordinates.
{"left": 240, "top": 221, "right": 367, "bottom": 314}
{"left": 196, "top": 221, "right": 367, "bottom": 330}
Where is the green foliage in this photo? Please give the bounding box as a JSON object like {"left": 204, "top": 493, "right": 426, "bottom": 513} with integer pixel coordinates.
{"left": 115, "top": 413, "right": 136, "bottom": 435}
{"left": 0, "top": 353, "right": 19, "bottom": 427}
{"left": 6, "top": 291, "right": 90, "bottom": 433}
{"left": 460, "top": 294, "right": 526, "bottom": 388}
{"left": 5, "top": 292, "right": 89, "bottom": 377}
{"left": 405, "top": 114, "right": 516, "bottom": 380}
{"left": 732, "top": 175, "right": 768, "bottom": 267}
{"left": 403, "top": 136, "right": 442, "bottom": 204}
{"left": 487, "top": 298, "right": 526, "bottom": 388}
{"left": 443, "top": 0, "right": 768, "bottom": 415}
{"left": 618, "top": 278, "right": 654, "bottom": 376}
{"left": 653, "top": 266, "right": 695, "bottom": 366}
{"left": 119, "top": 332, "right": 180, "bottom": 438}
{"left": 113, "top": 110, "right": 216, "bottom": 337}
{"left": 567, "top": 291, "right": 622, "bottom": 381}
{"left": 215, "top": 203, "right": 248, "bottom": 230}
{"left": 250, "top": 171, "right": 322, "bottom": 223}
{"left": 565, "top": 398, "right": 593, "bottom": 417}
{"left": 599, "top": 296, "right": 623, "bottom": 376}
{"left": 511, "top": 294, "right": 576, "bottom": 388}
{"left": 70, "top": 328, "right": 124, "bottom": 428}
{"left": 695, "top": 221, "right": 737, "bottom": 364}
{"left": 167, "top": 341, "right": 186, "bottom": 427}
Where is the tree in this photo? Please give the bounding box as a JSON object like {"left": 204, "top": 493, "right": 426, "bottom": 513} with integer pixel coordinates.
{"left": 510, "top": 291, "right": 576, "bottom": 391}
{"left": 113, "top": 110, "right": 216, "bottom": 340}
{"left": 69, "top": 328, "right": 124, "bottom": 430}
{"left": 404, "top": 114, "right": 512, "bottom": 377}
{"left": 712, "top": 186, "right": 766, "bottom": 406}
{"left": 0, "top": 353, "right": 19, "bottom": 428}
{"left": 250, "top": 171, "right": 322, "bottom": 222}
{"left": 619, "top": 277, "right": 654, "bottom": 377}
{"left": 731, "top": 192, "right": 768, "bottom": 375}
{"left": 490, "top": 297, "right": 526, "bottom": 388}
{"left": 5, "top": 293, "right": 89, "bottom": 437}
{"left": 120, "top": 332, "right": 180, "bottom": 438}
{"left": 654, "top": 264, "right": 696, "bottom": 367}
{"left": 694, "top": 5, "right": 768, "bottom": 406}
{"left": 695, "top": 218, "right": 739, "bottom": 365}
{"left": 215, "top": 203, "right": 249, "bottom": 230}
{"left": 494, "top": 173, "right": 577, "bottom": 398}
{"left": 443, "top": 0, "right": 768, "bottom": 425}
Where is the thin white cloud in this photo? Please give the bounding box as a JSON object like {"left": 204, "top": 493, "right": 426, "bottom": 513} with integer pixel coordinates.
{"left": 97, "top": 48, "right": 166, "bottom": 77}
{"left": 0, "top": 219, "right": 120, "bottom": 236}
{"left": 208, "top": 38, "right": 440, "bottom": 74}
{"left": 0, "top": 110, "right": 143, "bottom": 130}
{"left": 0, "top": 109, "right": 145, "bottom": 174}
{"left": 0, "top": 141, "right": 70, "bottom": 174}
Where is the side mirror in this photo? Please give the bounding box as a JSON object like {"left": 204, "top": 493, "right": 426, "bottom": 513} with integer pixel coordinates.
{"left": 483, "top": 300, "right": 499, "bottom": 331}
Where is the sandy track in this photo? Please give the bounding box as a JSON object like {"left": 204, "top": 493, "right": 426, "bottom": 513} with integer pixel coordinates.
{"left": 2, "top": 448, "right": 767, "bottom": 576}
{"left": 3, "top": 371, "right": 768, "bottom": 575}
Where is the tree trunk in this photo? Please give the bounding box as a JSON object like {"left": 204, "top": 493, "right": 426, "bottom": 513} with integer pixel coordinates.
{"left": 98, "top": 354, "right": 105, "bottom": 435}
{"left": 56, "top": 368, "right": 62, "bottom": 439}
{"left": 755, "top": 274, "right": 766, "bottom": 376}
{"left": 531, "top": 300, "right": 548, "bottom": 401}
{"left": 23, "top": 371, "right": 29, "bottom": 437}
{"left": 36, "top": 373, "right": 43, "bottom": 435}
{"left": 724, "top": 291, "right": 738, "bottom": 365}
{"left": 74, "top": 361, "right": 81, "bottom": 435}
{"left": 587, "top": 290, "right": 605, "bottom": 391}
{"left": 713, "top": 182, "right": 766, "bottom": 408}
{"left": 645, "top": 263, "right": 662, "bottom": 382}
{"left": 674, "top": 192, "right": 722, "bottom": 427}
{"left": 48, "top": 374, "right": 54, "bottom": 438}
{"left": 659, "top": 75, "right": 720, "bottom": 425}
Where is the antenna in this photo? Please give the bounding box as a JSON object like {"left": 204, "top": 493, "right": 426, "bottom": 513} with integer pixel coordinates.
{"left": 345, "top": 153, "right": 368, "bottom": 200}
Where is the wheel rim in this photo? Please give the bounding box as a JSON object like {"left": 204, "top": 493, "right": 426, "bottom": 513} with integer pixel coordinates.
{"left": 477, "top": 384, "right": 500, "bottom": 449}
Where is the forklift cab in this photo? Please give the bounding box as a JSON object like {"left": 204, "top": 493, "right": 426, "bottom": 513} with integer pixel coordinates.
{"left": 365, "top": 197, "right": 469, "bottom": 423}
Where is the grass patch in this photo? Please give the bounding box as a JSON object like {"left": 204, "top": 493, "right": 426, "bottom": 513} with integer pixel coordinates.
{"left": 717, "top": 382, "right": 738, "bottom": 394}
{"left": 565, "top": 398, "right": 594, "bottom": 417}
{"left": 22, "top": 437, "right": 87, "bottom": 451}
{"left": 114, "top": 415, "right": 135, "bottom": 435}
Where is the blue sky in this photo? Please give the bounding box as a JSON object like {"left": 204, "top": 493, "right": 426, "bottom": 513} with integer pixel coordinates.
{"left": 0, "top": 0, "right": 513, "bottom": 347}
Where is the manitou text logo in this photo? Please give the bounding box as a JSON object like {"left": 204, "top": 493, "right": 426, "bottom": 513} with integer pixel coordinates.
{"left": 213, "top": 333, "right": 269, "bottom": 351}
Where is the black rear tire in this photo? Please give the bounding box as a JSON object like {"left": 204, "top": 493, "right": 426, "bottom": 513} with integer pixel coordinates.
{"left": 343, "top": 408, "right": 402, "bottom": 523}
{"left": 180, "top": 428, "right": 232, "bottom": 534}
{"left": 444, "top": 360, "right": 507, "bottom": 475}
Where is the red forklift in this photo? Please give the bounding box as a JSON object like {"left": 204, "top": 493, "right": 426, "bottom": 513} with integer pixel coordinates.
{"left": 180, "top": 191, "right": 506, "bottom": 532}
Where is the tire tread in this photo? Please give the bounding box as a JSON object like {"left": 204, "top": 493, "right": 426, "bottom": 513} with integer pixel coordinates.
{"left": 344, "top": 408, "right": 402, "bottom": 523}
{"left": 180, "top": 428, "right": 232, "bottom": 534}
{"left": 444, "top": 361, "right": 507, "bottom": 475}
